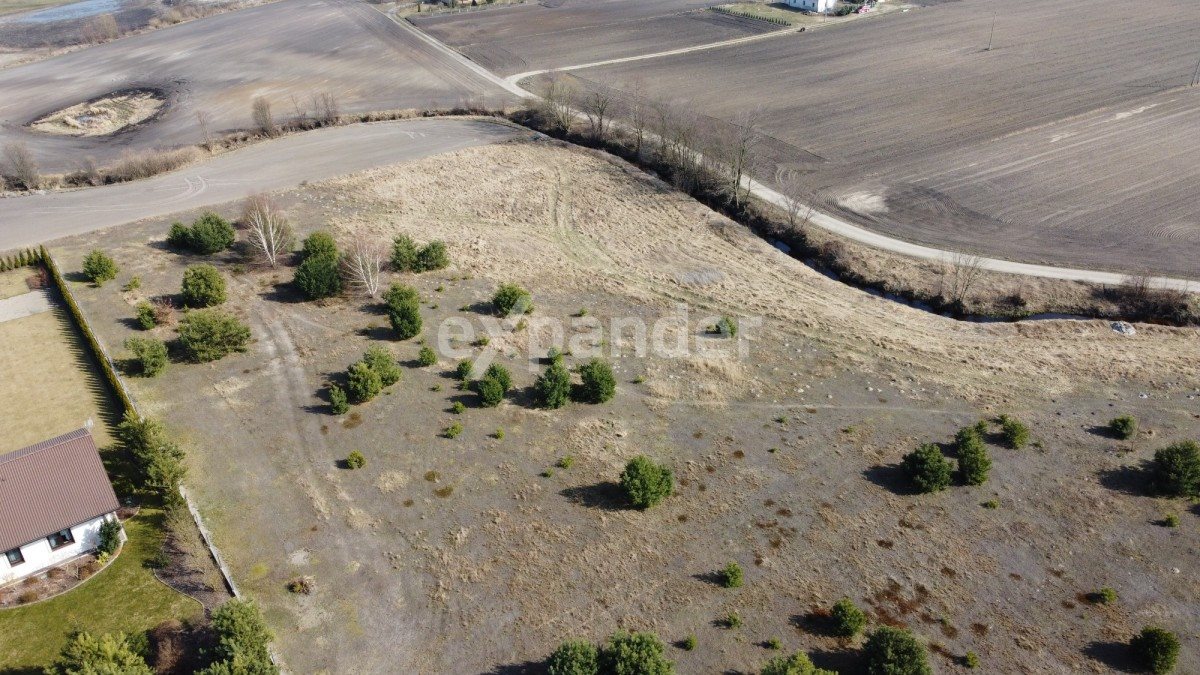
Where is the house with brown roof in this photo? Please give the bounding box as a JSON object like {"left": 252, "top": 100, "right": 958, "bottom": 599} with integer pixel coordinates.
{"left": 0, "top": 429, "right": 122, "bottom": 585}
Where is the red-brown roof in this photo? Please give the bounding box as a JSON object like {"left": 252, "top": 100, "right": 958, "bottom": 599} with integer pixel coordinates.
{"left": 0, "top": 429, "right": 120, "bottom": 552}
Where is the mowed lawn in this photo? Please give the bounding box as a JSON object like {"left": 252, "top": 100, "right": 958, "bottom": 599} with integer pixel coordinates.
{"left": 0, "top": 511, "right": 203, "bottom": 671}
{"left": 0, "top": 305, "right": 116, "bottom": 451}
{"left": 0, "top": 284, "right": 201, "bottom": 671}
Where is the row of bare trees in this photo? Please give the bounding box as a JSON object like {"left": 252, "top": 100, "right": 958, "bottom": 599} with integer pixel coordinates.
{"left": 536, "top": 74, "right": 811, "bottom": 218}
{"left": 250, "top": 91, "right": 341, "bottom": 138}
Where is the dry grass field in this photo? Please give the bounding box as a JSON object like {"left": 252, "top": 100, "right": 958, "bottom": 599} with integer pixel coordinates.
{"left": 415, "top": 3, "right": 779, "bottom": 76}
{"left": 0, "top": 0, "right": 513, "bottom": 171}
{"left": 436, "top": 0, "right": 1200, "bottom": 275}
{"left": 0, "top": 271, "right": 116, "bottom": 450}
{"left": 53, "top": 141, "right": 1199, "bottom": 673}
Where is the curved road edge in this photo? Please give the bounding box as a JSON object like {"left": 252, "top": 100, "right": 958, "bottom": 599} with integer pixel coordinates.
{"left": 393, "top": 10, "right": 1198, "bottom": 292}
{"left": 0, "top": 118, "right": 528, "bottom": 250}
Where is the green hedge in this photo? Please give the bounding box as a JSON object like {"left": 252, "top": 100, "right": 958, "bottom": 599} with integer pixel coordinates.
{"left": 0, "top": 247, "right": 44, "bottom": 271}
{"left": 40, "top": 246, "right": 139, "bottom": 418}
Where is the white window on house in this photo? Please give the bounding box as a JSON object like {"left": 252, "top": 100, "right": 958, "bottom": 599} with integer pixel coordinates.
{"left": 47, "top": 528, "right": 74, "bottom": 550}
{"left": 4, "top": 548, "right": 23, "bottom": 566}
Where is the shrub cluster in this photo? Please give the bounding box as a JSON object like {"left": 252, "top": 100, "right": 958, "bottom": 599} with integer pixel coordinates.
{"left": 167, "top": 213, "right": 236, "bottom": 254}
{"left": 418, "top": 345, "right": 438, "bottom": 366}
{"left": 177, "top": 310, "right": 251, "bottom": 362}
{"left": 81, "top": 249, "right": 118, "bottom": 285}
{"left": 900, "top": 444, "right": 952, "bottom": 493}
{"left": 492, "top": 283, "right": 532, "bottom": 316}
{"left": 548, "top": 631, "right": 674, "bottom": 675}
{"left": 346, "top": 346, "right": 401, "bottom": 403}
{"left": 295, "top": 232, "right": 342, "bottom": 300}
{"left": 49, "top": 631, "right": 152, "bottom": 675}
{"left": 180, "top": 263, "right": 227, "bottom": 308}
{"left": 830, "top": 597, "right": 867, "bottom": 638}
{"left": 719, "top": 561, "right": 743, "bottom": 589}
{"left": 328, "top": 383, "right": 349, "bottom": 415}
{"left": 345, "top": 450, "right": 366, "bottom": 470}
{"left": 135, "top": 301, "right": 157, "bottom": 329}
{"left": 198, "top": 600, "right": 278, "bottom": 675}
{"left": 0, "top": 248, "right": 43, "bottom": 271}
{"left": 955, "top": 426, "right": 991, "bottom": 486}
{"left": 536, "top": 360, "right": 572, "bottom": 409}
{"left": 1130, "top": 626, "right": 1180, "bottom": 675}
{"left": 391, "top": 234, "right": 449, "bottom": 272}
{"left": 620, "top": 455, "right": 674, "bottom": 509}
{"left": 863, "top": 627, "right": 931, "bottom": 675}
{"left": 576, "top": 358, "right": 616, "bottom": 404}
{"left": 1149, "top": 440, "right": 1200, "bottom": 497}
{"left": 96, "top": 519, "right": 122, "bottom": 556}
{"left": 998, "top": 414, "right": 1029, "bottom": 449}
{"left": 474, "top": 363, "right": 513, "bottom": 407}
{"left": 384, "top": 283, "right": 422, "bottom": 339}
{"left": 124, "top": 336, "right": 168, "bottom": 377}
{"left": 116, "top": 412, "right": 186, "bottom": 507}
{"left": 1109, "top": 415, "right": 1137, "bottom": 440}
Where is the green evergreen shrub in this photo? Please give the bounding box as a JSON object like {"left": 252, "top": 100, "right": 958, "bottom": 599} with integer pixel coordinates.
{"left": 81, "top": 250, "right": 118, "bottom": 285}
{"left": 620, "top": 455, "right": 673, "bottom": 509}
{"left": 901, "top": 444, "right": 952, "bottom": 493}
{"left": 181, "top": 263, "right": 226, "bottom": 307}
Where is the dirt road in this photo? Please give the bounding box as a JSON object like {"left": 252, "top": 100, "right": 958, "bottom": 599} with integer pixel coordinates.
{"left": 0, "top": 118, "right": 525, "bottom": 249}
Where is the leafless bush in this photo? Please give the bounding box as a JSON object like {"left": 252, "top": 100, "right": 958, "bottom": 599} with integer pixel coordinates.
{"left": 80, "top": 13, "right": 119, "bottom": 43}
{"left": 706, "top": 110, "right": 759, "bottom": 207}
{"left": 937, "top": 253, "right": 985, "bottom": 308}
{"left": 538, "top": 75, "right": 576, "bottom": 133}
{"left": 108, "top": 147, "right": 200, "bottom": 182}
{"left": 242, "top": 194, "right": 294, "bottom": 267}
{"left": 195, "top": 109, "right": 213, "bottom": 150}
{"left": 313, "top": 91, "right": 340, "bottom": 126}
{"left": 68, "top": 156, "right": 103, "bottom": 187}
{"left": 1107, "top": 274, "right": 1195, "bottom": 324}
{"left": 252, "top": 97, "right": 277, "bottom": 137}
{"left": 777, "top": 170, "right": 812, "bottom": 231}
{"left": 151, "top": 298, "right": 176, "bottom": 327}
{"left": 342, "top": 235, "right": 387, "bottom": 297}
{"left": 580, "top": 88, "right": 614, "bottom": 143}
{"left": 2, "top": 142, "right": 40, "bottom": 190}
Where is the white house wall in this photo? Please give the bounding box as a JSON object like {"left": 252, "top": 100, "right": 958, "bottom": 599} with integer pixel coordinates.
{"left": 0, "top": 513, "right": 115, "bottom": 585}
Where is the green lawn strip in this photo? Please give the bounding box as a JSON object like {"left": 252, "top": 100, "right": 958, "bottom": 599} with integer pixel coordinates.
{"left": 0, "top": 509, "right": 203, "bottom": 671}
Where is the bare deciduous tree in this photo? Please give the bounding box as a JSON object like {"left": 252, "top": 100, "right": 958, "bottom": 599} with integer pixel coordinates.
{"left": 195, "top": 109, "right": 213, "bottom": 150}
{"left": 539, "top": 74, "right": 576, "bottom": 134}
{"left": 777, "top": 170, "right": 813, "bottom": 231}
{"left": 625, "top": 84, "right": 650, "bottom": 157}
{"left": 251, "top": 97, "right": 277, "bottom": 137}
{"left": 342, "top": 235, "right": 387, "bottom": 298}
{"left": 3, "top": 142, "right": 40, "bottom": 190}
{"left": 313, "top": 91, "right": 339, "bottom": 126}
{"left": 242, "top": 194, "right": 294, "bottom": 267}
{"left": 939, "top": 253, "right": 985, "bottom": 308}
{"left": 581, "top": 88, "right": 614, "bottom": 143}
{"left": 708, "top": 110, "right": 759, "bottom": 208}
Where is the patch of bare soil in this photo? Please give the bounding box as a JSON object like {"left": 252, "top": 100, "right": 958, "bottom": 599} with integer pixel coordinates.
{"left": 53, "top": 140, "right": 1200, "bottom": 674}
{"left": 30, "top": 89, "right": 164, "bottom": 136}
{"left": 155, "top": 507, "right": 233, "bottom": 611}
